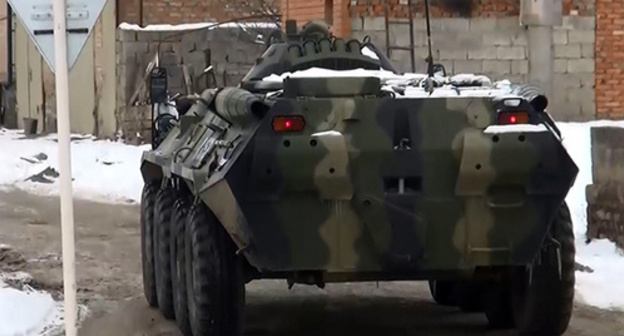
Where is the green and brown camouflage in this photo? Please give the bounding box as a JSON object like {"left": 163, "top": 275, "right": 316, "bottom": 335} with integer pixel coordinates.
{"left": 140, "top": 21, "right": 578, "bottom": 283}
{"left": 140, "top": 89, "right": 217, "bottom": 186}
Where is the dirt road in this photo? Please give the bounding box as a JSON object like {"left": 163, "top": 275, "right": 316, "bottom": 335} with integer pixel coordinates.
{"left": 0, "top": 189, "right": 622, "bottom": 336}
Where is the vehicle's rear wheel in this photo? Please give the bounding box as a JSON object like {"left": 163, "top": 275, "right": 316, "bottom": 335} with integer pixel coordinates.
{"left": 154, "top": 185, "right": 176, "bottom": 319}
{"left": 512, "top": 202, "right": 575, "bottom": 336}
{"left": 171, "top": 195, "right": 192, "bottom": 335}
{"left": 185, "top": 202, "right": 246, "bottom": 336}
{"left": 428, "top": 280, "right": 457, "bottom": 306}
{"left": 140, "top": 180, "right": 160, "bottom": 307}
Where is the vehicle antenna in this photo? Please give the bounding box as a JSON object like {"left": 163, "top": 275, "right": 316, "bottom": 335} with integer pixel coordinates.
{"left": 424, "top": 0, "right": 434, "bottom": 77}
{"left": 423, "top": 0, "right": 436, "bottom": 93}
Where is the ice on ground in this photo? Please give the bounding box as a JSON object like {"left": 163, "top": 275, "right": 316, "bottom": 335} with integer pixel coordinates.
{"left": 559, "top": 120, "right": 624, "bottom": 311}
{"left": 0, "top": 279, "right": 64, "bottom": 336}
{"left": 0, "top": 129, "right": 150, "bottom": 204}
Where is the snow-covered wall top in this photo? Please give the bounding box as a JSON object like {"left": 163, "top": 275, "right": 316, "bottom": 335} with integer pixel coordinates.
{"left": 118, "top": 22, "right": 279, "bottom": 32}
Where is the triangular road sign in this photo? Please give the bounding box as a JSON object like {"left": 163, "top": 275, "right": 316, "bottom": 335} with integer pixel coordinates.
{"left": 7, "top": 0, "right": 108, "bottom": 74}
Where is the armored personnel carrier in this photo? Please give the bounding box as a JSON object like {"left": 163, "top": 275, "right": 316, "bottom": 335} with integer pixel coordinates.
{"left": 139, "top": 19, "right": 578, "bottom": 336}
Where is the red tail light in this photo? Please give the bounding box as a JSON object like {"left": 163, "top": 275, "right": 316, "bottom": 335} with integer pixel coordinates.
{"left": 498, "top": 111, "right": 529, "bottom": 125}
{"left": 272, "top": 116, "right": 306, "bottom": 132}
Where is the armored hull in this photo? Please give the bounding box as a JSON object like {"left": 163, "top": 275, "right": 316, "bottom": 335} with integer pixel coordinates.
{"left": 139, "top": 20, "right": 579, "bottom": 336}
{"left": 142, "top": 76, "right": 577, "bottom": 277}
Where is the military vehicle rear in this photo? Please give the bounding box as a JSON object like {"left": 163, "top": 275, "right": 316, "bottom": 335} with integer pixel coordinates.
{"left": 139, "top": 20, "right": 579, "bottom": 336}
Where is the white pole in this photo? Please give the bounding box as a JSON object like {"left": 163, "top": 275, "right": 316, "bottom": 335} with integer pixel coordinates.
{"left": 52, "top": 0, "right": 78, "bottom": 335}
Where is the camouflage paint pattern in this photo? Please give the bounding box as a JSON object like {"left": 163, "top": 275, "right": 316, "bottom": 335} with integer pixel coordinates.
{"left": 140, "top": 90, "right": 218, "bottom": 187}
{"left": 140, "top": 31, "right": 578, "bottom": 280}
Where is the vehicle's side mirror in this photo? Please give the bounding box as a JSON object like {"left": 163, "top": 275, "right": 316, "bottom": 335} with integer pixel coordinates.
{"left": 150, "top": 67, "right": 168, "bottom": 104}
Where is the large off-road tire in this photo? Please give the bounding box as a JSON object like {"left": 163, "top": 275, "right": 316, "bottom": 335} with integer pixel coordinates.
{"left": 511, "top": 202, "right": 575, "bottom": 336}
{"left": 170, "top": 196, "right": 192, "bottom": 336}
{"left": 141, "top": 180, "right": 160, "bottom": 307}
{"left": 154, "top": 185, "right": 176, "bottom": 319}
{"left": 428, "top": 280, "right": 457, "bottom": 306}
{"left": 185, "top": 202, "right": 246, "bottom": 336}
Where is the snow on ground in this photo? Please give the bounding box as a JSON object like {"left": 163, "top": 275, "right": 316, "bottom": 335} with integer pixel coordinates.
{"left": 558, "top": 120, "right": 624, "bottom": 311}
{"left": 0, "top": 128, "right": 150, "bottom": 204}
{"left": 0, "top": 275, "right": 65, "bottom": 336}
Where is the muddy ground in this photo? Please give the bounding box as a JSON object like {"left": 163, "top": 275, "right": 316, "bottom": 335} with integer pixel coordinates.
{"left": 0, "top": 189, "right": 622, "bottom": 336}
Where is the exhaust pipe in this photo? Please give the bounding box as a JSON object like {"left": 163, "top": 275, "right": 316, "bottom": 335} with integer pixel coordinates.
{"left": 510, "top": 85, "right": 549, "bottom": 112}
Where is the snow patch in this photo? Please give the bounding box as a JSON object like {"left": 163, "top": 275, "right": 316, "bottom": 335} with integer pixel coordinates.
{"left": 0, "top": 129, "right": 150, "bottom": 204}
{"left": 262, "top": 67, "right": 401, "bottom": 82}
{"left": 0, "top": 280, "right": 64, "bottom": 336}
{"left": 312, "top": 131, "right": 343, "bottom": 137}
{"left": 483, "top": 124, "right": 549, "bottom": 133}
{"left": 361, "top": 46, "right": 379, "bottom": 60}
{"left": 559, "top": 121, "right": 624, "bottom": 311}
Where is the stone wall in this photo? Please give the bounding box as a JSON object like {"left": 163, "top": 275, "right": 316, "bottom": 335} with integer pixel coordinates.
{"left": 116, "top": 25, "right": 274, "bottom": 143}
{"left": 586, "top": 126, "right": 624, "bottom": 250}
{"left": 350, "top": 15, "right": 596, "bottom": 122}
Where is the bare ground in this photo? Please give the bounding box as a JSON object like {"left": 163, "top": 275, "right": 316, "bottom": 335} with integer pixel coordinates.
{"left": 0, "top": 189, "right": 622, "bottom": 336}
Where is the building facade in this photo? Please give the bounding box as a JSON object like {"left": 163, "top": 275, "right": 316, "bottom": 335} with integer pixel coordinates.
{"left": 282, "top": 0, "right": 597, "bottom": 121}
{"left": 116, "top": 0, "right": 279, "bottom": 25}
{"left": 5, "top": 0, "right": 623, "bottom": 135}
{"left": 279, "top": 0, "right": 624, "bottom": 122}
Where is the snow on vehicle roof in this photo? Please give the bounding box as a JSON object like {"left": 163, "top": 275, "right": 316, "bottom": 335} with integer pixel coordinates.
{"left": 361, "top": 46, "right": 380, "bottom": 60}
{"left": 262, "top": 67, "right": 519, "bottom": 98}
{"left": 484, "top": 124, "right": 550, "bottom": 134}
{"left": 118, "top": 21, "right": 279, "bottom": 32}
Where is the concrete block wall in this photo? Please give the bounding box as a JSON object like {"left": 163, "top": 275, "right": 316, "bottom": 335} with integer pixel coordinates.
{"left": 350, "top": 15, "right": 595, "bottom": 122}
{"left": 586, "top": 126, "right": 624, "bottom": 250}
{"left": 0, "top": 0, "right": 7, "bottom": 83}
{"left": 116, "top": 26, "right": 272, "bottom": 143}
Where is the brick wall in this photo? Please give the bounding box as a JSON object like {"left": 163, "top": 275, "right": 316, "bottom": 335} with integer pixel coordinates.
{"left": 278, "top": 0, "right": 596, "bottom": 122}
{"left": 586, "top": 126, "right": 624, "bottom": 250}
{"left": 595, "top": 0, "right": 624, "bottom": 119}
{"left": 281, "top": 0, "right": 350, "bottom": 37}
{"left": 117, "top": 0, "right": 279, "bottom": 26}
